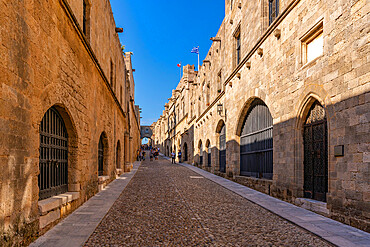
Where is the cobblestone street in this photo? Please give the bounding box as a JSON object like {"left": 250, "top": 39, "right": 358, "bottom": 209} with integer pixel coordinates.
{"left": 84, "top": 157, "right": 332, "bottom": 246}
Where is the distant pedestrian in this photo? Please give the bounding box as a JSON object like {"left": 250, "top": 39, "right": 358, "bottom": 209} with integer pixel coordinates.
{"left": 142, "top": 151, "right": 146, "bottom": 161}
{"left": 178, "top": 151, "right": 182, "bottom": 163}
{"left": 171, "top": 152, "right": 176, "bottom": 164}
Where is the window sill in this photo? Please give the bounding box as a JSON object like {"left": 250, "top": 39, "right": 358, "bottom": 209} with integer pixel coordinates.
{"left": 38, "top": 192, "right": 80, "bottom": 216}
{"left": 300, "top": 55, "right": 323, "bottom": 71}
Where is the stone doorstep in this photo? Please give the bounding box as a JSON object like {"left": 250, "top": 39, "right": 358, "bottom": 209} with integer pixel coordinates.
{"left": 39, "top": 209, "right": 61, "bottom": 229}
{"left": 38, "top": 192, "right": 80, "bottom": 216}
{"left": 98, "top": 175, "right": 110, "bottom": 183}
{"left": 295, "top": 198, "right": 330, "bottom": 216}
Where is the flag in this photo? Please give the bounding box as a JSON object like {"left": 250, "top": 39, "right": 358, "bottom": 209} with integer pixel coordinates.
{"left": 191, "top": 46, "right": 199, "bottom": 54}
{"left": 177, "top": 63, "right": 181, "bottom": 67}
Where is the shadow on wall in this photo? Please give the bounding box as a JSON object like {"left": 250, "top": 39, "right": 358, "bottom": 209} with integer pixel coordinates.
{"left": 174, "top": 92, "right": 369, "bottom": 232}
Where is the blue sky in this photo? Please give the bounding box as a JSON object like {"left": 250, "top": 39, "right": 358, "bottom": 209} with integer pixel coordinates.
{"left": 110, "top": 0, "right": 225, "bottom": 126}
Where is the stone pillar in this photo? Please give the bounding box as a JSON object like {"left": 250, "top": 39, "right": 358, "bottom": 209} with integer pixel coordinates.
{"left": 124, "top": 132, "right": 130, "bottom": 172}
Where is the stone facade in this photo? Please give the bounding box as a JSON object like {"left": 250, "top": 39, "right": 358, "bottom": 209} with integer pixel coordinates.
{"left": 0, "top": 0, "right": 140, "bottom": 245}
{"left": 153, "top": 0, "right": 369, "bottom": 232}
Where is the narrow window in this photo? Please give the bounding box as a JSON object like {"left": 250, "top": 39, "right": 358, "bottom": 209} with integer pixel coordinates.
{"left": 269, "top": 0, "right": 279, "bottom": 25}
{"left": 206, "top": 84, "right": 210, "bottom": 106}
{"left": 120, "top": 86, "right": 123, "bottom": 104}
{"left": 83, "top": 0, "right": 90, "bottom": 40}
{"left": 217, "top": 71, "right": 222, "bottom": 93}
{"left": 110, "top": 60, "right": 114, "bottom": 88}
{"left": 235, "top": 29, "right": 241, "bottom": 65}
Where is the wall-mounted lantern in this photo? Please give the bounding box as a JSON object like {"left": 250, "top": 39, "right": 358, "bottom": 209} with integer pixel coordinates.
{"left": 217, "top": 103, "right": 223, "bottom": 116}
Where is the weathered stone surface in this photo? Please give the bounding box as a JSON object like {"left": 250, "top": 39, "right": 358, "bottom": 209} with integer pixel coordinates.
{"left": 0, "top": 0, "right": 140, "bottom": 245}
{"left": 152, "top": 0, "right": 370, "bottom": 232}
{"left": 39, "top": 209, "right": 60, "bottom": 229}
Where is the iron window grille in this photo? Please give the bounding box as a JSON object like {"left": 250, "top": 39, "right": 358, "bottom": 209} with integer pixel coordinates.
{"left": 38, "top": 107, "right": 68, "bottom": 200}
{"left": 240, "top": 99, "right": 273, "bottom": 179}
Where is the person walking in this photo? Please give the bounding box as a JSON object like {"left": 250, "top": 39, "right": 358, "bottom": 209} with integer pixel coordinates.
{"left": 171, "top": 152, "right": 176, "bottom": 164}
{"left": 177, "top": 151, "right": 182, "bottom": 163}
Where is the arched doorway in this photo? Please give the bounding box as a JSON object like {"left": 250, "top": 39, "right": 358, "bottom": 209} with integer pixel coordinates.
{"left": 98, "top": 133, "right": 107, "bottom": 176}
{"left": 116, "top": 141, "right": 121, "bottom": 169}
{"left": 240, "top": 99, "right": 273, "bottom": 179}
{"left": 303, "top": 101, "right": 328, "bottom": 202}
{"left": 39, "top": 107, "right": 68, "bottom": 200}
{"left": 219, "top": 124, "right": 226, "bottom": 172}
{"left": 183, "top": 143, "right": 188, "bottom": 161}
{"left": 199, "top": 141, "right": 203, "bottom": 165}
{"left": 206, "top": 140, "right": 211, "bottom": 167}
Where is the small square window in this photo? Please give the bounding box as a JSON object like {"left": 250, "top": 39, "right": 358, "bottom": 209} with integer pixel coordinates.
{"left": 306, "top": 33, "right": 323, "bottom": 63}
{"left": 301, "top": 22, "right": 323, "bottom": 64}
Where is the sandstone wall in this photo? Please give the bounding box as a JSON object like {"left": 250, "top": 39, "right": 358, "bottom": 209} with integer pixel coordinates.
{"left": 153, "top": 0, "right": 369, "bottom": 231}
{"left": 0, "top": 0, "right": 139, "bottom": 245}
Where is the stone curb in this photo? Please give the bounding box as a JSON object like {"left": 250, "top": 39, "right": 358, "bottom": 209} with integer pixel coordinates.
{"left": 164, "top": 155, "right": 370, "bottom": 247}
{"left": 29, "top": 161, "right": 141, "bottom": 247}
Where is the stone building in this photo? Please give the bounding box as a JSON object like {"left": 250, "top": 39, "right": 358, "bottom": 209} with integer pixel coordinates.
{"left": 153, "top": 0, "right": 369, "bottom": 231}
{"left": 0, "top": 0, "right": 140, "bottom": 245}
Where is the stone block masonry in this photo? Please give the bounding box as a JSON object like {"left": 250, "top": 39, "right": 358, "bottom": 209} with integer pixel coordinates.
{"left": 153, "top": 0, "right": 370, "bottom": 232}
{"left": 0, "top": 0, "right": 140, "bottom": 245}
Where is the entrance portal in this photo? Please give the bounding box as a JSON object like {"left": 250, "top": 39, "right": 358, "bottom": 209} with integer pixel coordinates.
{"left": 303, "top": 101, "right": 328, "bottom": 202}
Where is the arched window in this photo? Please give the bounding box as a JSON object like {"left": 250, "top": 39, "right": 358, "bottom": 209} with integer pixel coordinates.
{"left": 240, "top": 99, "right": 273, "bottom": 179}
{"left": 304, "top": 101, "right": 328, "bottom": 202}
{"left": 39, "top": 107, "right": 68, "bottom": 200}
{"left": 219, "top": 124, "right": 226, "bottom": 172}
{"left": 116, "top": 141, "right": 121, "bottom": 169}
{"left": 98, "top": 134, "right": 105, "bottom": 176}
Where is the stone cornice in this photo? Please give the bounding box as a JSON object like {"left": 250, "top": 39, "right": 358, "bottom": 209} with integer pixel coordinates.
{"left": 196, "top": 91, "right": 225, "bottom": 123}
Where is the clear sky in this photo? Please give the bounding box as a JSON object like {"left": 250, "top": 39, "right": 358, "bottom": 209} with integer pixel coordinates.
{"left": 110, "top": 0, "right": 225, "bottom": 126}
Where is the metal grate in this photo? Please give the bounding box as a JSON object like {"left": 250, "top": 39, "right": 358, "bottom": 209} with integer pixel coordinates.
{"left": 219, "top": 125, "right": 226, "bottom": 172}
{"left": 304, "top": 102, "right": 328, "bottom": 202}
{"left": 240, "top": 99, "right": 273, "bottom": 179}
{"left": 39, "top": 107, "right": 68, "bottom": 200}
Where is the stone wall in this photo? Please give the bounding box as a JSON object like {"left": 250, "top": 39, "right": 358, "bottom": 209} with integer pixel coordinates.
{"left": 0, "top": 0, "right": 140, "bottom": 245}
{"left": 153, "top": 0, "right": 369, "bottom": 232}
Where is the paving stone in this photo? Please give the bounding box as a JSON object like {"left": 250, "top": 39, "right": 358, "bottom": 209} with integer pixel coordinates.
{"left": 84, "top": 158, "right": 333, "bottom": 246}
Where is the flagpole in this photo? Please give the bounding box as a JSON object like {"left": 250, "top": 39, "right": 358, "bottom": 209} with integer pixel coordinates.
{"left": 180, "top": 63, "right": 182, "bottom": 81}
{"left": 197, "top": 46, "right": 200, "bottom": 71}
